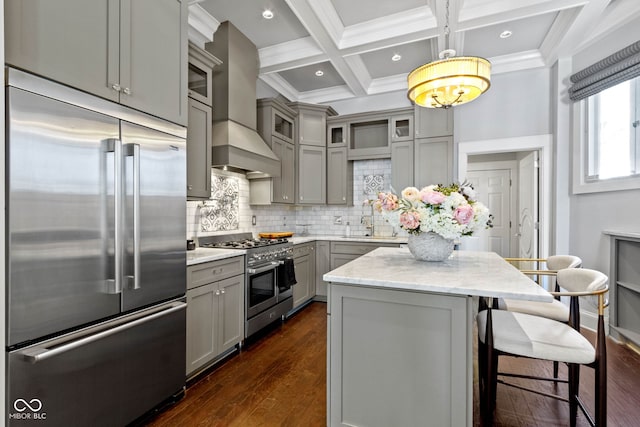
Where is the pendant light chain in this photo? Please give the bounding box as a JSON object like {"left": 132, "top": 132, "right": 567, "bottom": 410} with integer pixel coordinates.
{"left": 444, "top": 0, "right": 450, "bottom": 53}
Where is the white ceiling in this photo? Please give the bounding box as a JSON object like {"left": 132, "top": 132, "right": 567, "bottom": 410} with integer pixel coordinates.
{"left": 190, "top": 0, "right": 640, "bottom": 105}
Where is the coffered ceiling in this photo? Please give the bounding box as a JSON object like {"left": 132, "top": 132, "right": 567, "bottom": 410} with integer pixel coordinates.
{"left": 189, "top": 0, "right": 640, "bottom": 105}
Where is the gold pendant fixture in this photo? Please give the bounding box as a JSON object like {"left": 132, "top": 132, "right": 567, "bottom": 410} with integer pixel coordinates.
{"left": 408, "top": 1, "right": 491, "bottom": 109}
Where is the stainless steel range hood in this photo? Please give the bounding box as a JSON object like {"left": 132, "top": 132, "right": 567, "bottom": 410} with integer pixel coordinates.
{"left": 205, "top": 21, "right": 280, "bottom": 178}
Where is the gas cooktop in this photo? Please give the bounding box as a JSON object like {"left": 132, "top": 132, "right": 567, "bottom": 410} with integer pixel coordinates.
{"left": 198, "top": 233, "right": 290, "bottom": 250}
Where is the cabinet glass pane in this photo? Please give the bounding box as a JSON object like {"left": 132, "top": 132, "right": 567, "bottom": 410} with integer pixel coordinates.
{"left": 394, "top": 119, "right": 410, "bottom": 138}
{"left": 350, "top": 120, "right": 388, "bottom": 149}
{"left": 331, "top": 127, "right": 344, "bottom": 144}
{"left": 274, "top": 113, "right": 293, "bottom": 139}
{"left": 188, "top": 63, "right": 208, "bottom": 99}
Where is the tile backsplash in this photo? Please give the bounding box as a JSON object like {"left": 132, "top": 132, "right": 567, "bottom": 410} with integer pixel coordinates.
{"left": 186, "top": 159, "right": 403, "bottom": 241}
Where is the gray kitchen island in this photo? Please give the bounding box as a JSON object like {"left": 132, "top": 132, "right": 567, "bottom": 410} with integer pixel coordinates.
{"left": 323, "top": 247, "right": 553, "bottom": 427}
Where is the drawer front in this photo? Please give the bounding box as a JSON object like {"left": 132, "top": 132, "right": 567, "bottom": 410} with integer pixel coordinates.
{"left": 330, "top": 241, "right": 398, "bottom": 255}
{"left": 187, "top": 256, "right": 244, "bottom": 289}
{"left": 293, "top": 243, "right": 314, "bottom": 258}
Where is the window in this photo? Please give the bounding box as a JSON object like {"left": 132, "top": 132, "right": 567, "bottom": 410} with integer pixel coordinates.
{"left": 586, "top": 76, "right": 640, "bottom": 180}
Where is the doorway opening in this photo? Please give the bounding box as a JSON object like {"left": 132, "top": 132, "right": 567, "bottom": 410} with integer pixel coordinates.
{"left": 458, "top": 135, "right": 552, "bottom": 259}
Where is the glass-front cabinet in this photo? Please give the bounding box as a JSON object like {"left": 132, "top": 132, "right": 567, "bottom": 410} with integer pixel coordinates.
{"left": 391, "top": 114, "right": 414, "bottom": 142}
{"left": 272, "top": 109, "right": 294, "bottom": 144}
{"left": 328, "top": 122, "right": 348, "bottom": 147}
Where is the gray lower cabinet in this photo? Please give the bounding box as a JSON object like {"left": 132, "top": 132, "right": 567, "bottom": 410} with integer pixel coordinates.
{"left": 187, "top": 98, "right": 212, "bottom": 199}
{"left": 186, "top": 257, "right": 244, "bottom": 378}
{"left": 5, "top": 0, "right": 188, "bottom": 125}
{"left": 315, "top": 241, "right": 331, "bottom": 300}
{"left": 608, "top": 233, "right": 640, "bottom": 347}
{"left": 327, "top": 283, "right": 471, "bottom": 426}
{"left": 327, "top": 147, "right": 353, "bottom": 205}
{"left": 330, "top": 241, "right": 401, "bottom": 270}
{"left": 293, "top": 243, "right": 316, "bottom": 308}
{"left": 298, "top": 145, "right": 326, "bottom": 204}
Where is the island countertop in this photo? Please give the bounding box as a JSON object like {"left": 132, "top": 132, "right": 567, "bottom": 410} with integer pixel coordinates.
{"left": 323, "top": 247, "right": 553, "bottom": 302}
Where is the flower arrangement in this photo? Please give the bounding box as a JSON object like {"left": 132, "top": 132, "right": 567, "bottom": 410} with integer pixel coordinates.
{"left": 369, "top": 182, "right": 492, "bottom": 240}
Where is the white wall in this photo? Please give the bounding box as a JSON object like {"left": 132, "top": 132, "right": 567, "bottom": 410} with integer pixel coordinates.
{"left": 454, "top": 67, "right": 552, "bottom": 143}
{"left": 568, "top": 16, "right": 640, "bottom": 274}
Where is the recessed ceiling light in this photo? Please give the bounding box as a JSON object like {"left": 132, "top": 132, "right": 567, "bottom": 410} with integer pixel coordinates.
{"left": 392, "top": 53, "right": 402, "bottom": 62}
{"left": 315, "top": 70, "right": 324, "bottom": 77}
{"left": 262, "top": 9, "right": 274, "bottom": 19}
{"left": 499, "top": 30, "right": 512, "bottom": 39}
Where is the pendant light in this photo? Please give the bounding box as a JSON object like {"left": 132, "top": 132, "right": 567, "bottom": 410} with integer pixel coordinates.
{"left": 408, "top": 0, "right": 491, "bottom": 109}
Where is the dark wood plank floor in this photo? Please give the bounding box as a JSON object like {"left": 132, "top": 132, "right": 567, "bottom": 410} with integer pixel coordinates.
{"left": 143, "top": 302, "right": 640, "bottom": 427}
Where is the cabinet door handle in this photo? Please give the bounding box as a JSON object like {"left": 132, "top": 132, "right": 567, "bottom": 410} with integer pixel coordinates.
{"left": 215, "top": 290, "right": 220, "bottom": 296}
{"left": 111, "top": 83, "right": 122, "bottom": 92}
{"left": 221, "top": 289, "right": 225, "bottom": 294}
{"left": 122, "top": 87, "right": 132, "bottom": 95}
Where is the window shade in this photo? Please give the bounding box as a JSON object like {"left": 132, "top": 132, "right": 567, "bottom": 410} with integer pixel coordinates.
{"left": 569, "top": 40, "right": 640, "bottom": 101}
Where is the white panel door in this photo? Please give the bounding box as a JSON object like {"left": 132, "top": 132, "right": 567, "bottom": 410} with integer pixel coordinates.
{"left": 518, "top": 151, "right": 539, "bottom": 259}
{"left": 466, "top": 169, "right": 511, "bottom": 257}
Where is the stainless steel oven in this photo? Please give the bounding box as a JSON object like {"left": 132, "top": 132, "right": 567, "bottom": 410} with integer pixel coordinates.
{"left": 198, "top": 233, "right": 294, "bottom": 338}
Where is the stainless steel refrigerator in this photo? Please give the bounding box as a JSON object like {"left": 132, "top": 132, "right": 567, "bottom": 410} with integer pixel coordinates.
{"left": 5, "top": 68, "right": 187, "bottom": 426}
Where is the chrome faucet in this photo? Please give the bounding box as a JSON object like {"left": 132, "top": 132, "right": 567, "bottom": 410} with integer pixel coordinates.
{"left": 361, "top": 204, "right": 375, "bottom": 237}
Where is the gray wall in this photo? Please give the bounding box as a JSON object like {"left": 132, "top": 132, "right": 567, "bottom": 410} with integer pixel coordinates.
{"left": 454, "top": 68, "right": 552, "bottom": 142}
{"left": 568, "top": 16, "right": 640, "bottom": 274}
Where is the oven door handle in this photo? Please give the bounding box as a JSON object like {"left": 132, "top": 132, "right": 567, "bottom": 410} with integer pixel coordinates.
{"left": 247, "top": 261, "right": 282, "bottom": 275}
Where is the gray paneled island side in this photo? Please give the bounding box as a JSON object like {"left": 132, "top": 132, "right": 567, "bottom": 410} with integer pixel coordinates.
{"left": 323, "top": 248, "right": 552, "bottom": 427}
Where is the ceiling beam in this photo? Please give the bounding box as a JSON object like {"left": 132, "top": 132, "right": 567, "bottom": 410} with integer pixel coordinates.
{"left": 285, "top": 0, "right": 368, "bottom": 96}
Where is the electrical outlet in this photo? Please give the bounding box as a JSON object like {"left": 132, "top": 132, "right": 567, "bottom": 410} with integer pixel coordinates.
{"left": 251, "top": 215, "right": 256, "bottom": 225}
{"left": 334, "top": 216, "right": 342, "bottom": 224}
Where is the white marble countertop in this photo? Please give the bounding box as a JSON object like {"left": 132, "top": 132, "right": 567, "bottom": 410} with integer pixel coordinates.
{"left": 288, "top": 235, "right": 407, "bottom": 245}
{"left": 186, "top": 235, "right": 407, "bottom": 265}
{"left": 186, "top": 248, "right": 245, "bottom": 266}
{"left": 323, "top": 247, "right": 553, "bottom": 301}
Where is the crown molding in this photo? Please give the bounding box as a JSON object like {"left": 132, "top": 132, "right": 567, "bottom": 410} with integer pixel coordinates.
{"left": 187, "top": 4, "right": 219, "bottom": 48}
{"left": 489, "top": 50, "right": 546, "bottom": 74}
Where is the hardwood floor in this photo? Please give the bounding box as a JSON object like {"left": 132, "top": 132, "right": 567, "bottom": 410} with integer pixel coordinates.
{"left": 143, "top": 302, "right": 640, "bottom": 426}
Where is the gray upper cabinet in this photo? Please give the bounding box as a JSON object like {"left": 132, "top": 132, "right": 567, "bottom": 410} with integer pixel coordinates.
{"left": 414, "top": 106, "right": 453, "bottom": 138}
{"left": 414, "top": 136, "right": 454, "bottom": 187}
{"left": 288, "top": 102, "right": 336, "bottom": 147}
{"left": 187, "top": 99, "right": 213, "bottom": 199}
{"left": 391, "top": 114, "right": 414, "bottom": 142}
{"left": 5, "top": 0, "right": 189, "bottom": 126}
{"left": 328, "top": 121, "right": 348, "bottom": 147}
{"left": 271, "top": 137, "right": 296, "bottom": 203}
{"left": 254, "top": 99, "right": 297, "bottom": 204}
{"left": 327, "top": 147, "right": 353, "bottom": 205}
{"left": 186, "top": 43, "right": 221, "bottom": 200}
{"left": 391, "top": 140, "right": 414, "bottom": 192}
{"left": 347, "top": 117, "right": 391, "bottom": 160}
{"left": 298, "top": 145, "right": 326, "bottom": 204}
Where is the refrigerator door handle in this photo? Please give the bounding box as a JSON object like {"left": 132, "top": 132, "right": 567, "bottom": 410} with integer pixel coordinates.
{"left": 20, "top": 302, "right": 187, "bottom": 364}
{"left": 102, "top": 138, "right": 124, "bottom": 294}
{"left": 125, "top": 143, "right": 141, "bottom": 290}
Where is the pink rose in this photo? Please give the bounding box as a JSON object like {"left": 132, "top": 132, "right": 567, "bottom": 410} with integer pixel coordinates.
{"left": 454, "top": 205, "right": 474, "bottom": 225}
{"left": 400, "top": 211, "right": 421, "bottom": 230}
{"left": 420, "top": 190, "right": 446, "bottom": 205}
{"left": 381, "top": 194, "right": 398, "bottom": 211}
